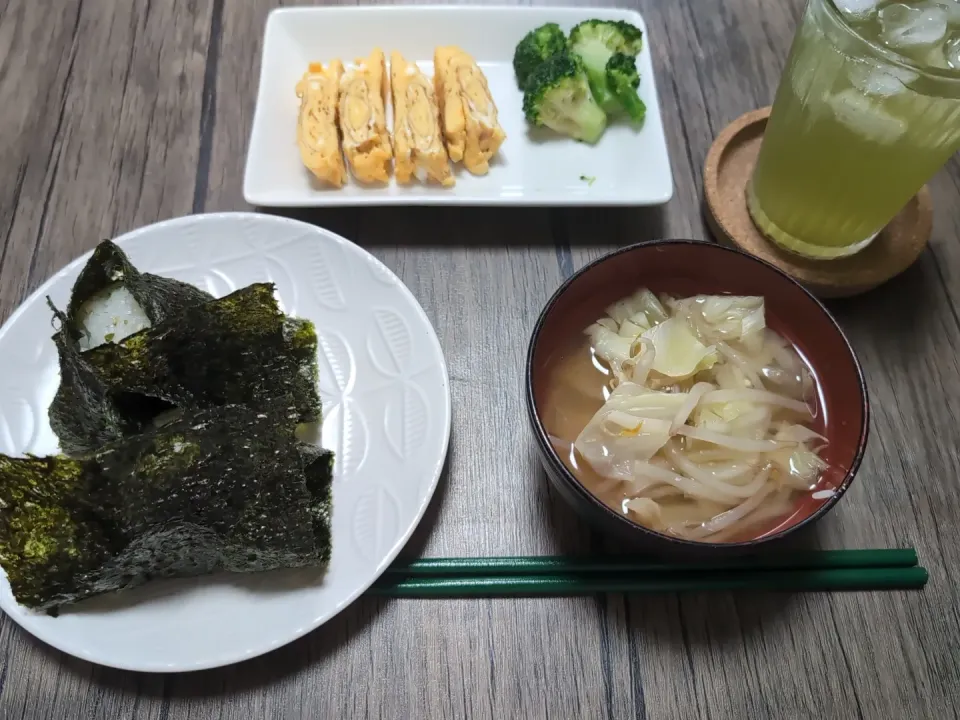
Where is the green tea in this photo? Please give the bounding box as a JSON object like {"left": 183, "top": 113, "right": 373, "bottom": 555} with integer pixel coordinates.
{"left": 748, "top": 0, "right": 960, "bottom": 259}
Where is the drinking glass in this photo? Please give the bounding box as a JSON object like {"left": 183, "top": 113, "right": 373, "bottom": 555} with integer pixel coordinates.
{"left": 747, "top": 0, "right": 960, "bottom": 259}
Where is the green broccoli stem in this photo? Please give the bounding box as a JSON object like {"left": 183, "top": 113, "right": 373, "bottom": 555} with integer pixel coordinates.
{"left": 570, "top": 99, "right": 608, "bottom": 144}
{"left": 617, "top": 91, "right": 647, "bottom": 124}
{"left": 584, "top": 66, "right": 618, "bottom": 113}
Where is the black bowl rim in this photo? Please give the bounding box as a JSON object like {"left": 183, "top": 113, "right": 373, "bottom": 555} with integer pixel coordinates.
{"left": 525, "top": 238, "right": 870, "bottom": 551}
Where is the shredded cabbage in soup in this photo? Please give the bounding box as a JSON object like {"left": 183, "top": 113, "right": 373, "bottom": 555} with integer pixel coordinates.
{"left": 575, "top": 289, "right": 828, "bottom": 542}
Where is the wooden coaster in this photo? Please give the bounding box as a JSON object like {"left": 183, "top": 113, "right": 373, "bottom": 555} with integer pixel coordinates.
{"left": 703, "top": 106, "right": 932, "bottom": 299}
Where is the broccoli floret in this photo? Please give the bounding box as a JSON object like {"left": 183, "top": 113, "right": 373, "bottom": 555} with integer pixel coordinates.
{"left": 568, "top": 20, "right": 644, "bottom": 112}
{"left": 606, "top": 53, "right": 647, "bottom": 124}
{"left": 513, "top": 23, "right": 568, "bottom": 90}
{"left": 523, "top": 53, "right": 607, "bottom": 144}
{"left": 570, "top": 19, "right": 644, "bottom": 54}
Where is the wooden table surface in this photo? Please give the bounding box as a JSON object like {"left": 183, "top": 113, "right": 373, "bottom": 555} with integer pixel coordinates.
{"left": 2, "top": 0, "right": 960, "bottom": 718}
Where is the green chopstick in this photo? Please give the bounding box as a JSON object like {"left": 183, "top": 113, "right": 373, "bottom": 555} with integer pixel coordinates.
{"left": 369, "top": 566, "right": 929, "bottom": 598}
{"left": 383, "top": 548, "right": 919, "bottom": 578}
{"left": 369, "top": 550, "right": 927, "bottom": 598}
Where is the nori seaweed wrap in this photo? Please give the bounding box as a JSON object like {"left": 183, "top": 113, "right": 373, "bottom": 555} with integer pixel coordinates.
{"left": 48, "top": 240, "right": 214, "bottom": 454}
{"left": 1, "top": 239, "right": 335, "bottom": 613}
{"left": 64, "top": 239, "right": 213, "bottom": 330}
{"left": 0, "top": 402, "right": 333, "bottom": 612}
{"left": 80, "top": 283, "right": 321, "bottom": 427}
{"left": 48, "top": 243, "right": 320, "bottom": 455}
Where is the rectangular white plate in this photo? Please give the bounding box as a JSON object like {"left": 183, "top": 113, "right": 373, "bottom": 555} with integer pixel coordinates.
{"left": 243, "top": 5, "right": 674, "bottom": 207}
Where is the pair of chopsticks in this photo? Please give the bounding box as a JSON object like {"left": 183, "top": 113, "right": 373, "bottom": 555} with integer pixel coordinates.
{"left": 368, "top": 549, "right": 928, "bottom": 597}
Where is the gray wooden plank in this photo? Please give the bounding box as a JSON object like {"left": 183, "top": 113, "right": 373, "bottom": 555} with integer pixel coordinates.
{"left": 0, "top": 0, "right": 214, "bottom": 317}
{"left": 925, "top": 159, "right": 960, "bottom": 327}
{"left": 0, "top": 0, "right": 85, "bottom": 322}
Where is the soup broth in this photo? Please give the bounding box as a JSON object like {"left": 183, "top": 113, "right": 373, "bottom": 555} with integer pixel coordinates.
{"left": 538, "top": 292, "right": 837, "bottom": 544}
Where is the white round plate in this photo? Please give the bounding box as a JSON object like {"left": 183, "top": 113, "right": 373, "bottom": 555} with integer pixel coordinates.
{"left": 0, "top": 213, "right": 450, "bottom": 672}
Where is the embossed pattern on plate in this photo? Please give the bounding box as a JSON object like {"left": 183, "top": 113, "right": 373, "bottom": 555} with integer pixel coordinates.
{"left": 0, "top": 213, "right": 451, "bottom": 672}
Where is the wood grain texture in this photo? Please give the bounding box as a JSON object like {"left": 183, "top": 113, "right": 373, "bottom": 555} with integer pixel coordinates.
{"left": 1, "top": 0, "right": 960, "bottom": 718}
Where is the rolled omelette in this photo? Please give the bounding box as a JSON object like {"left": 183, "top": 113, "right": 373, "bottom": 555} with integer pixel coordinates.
{"left": 390, "top": 51, "right": 454, "bottom": 187}
{"left": 295, "top": 61, "right": 347, "bottom": 187}
{"left": 339, "top": 49, "right": 392, "bottom": 184}
{"left": 434, "top": 46, "right": 506, "bottom": 176}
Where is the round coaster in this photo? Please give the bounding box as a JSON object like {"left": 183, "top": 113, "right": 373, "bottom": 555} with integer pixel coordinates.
{"left": 702, "top": 106, "right": 933, "bottom": 299}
